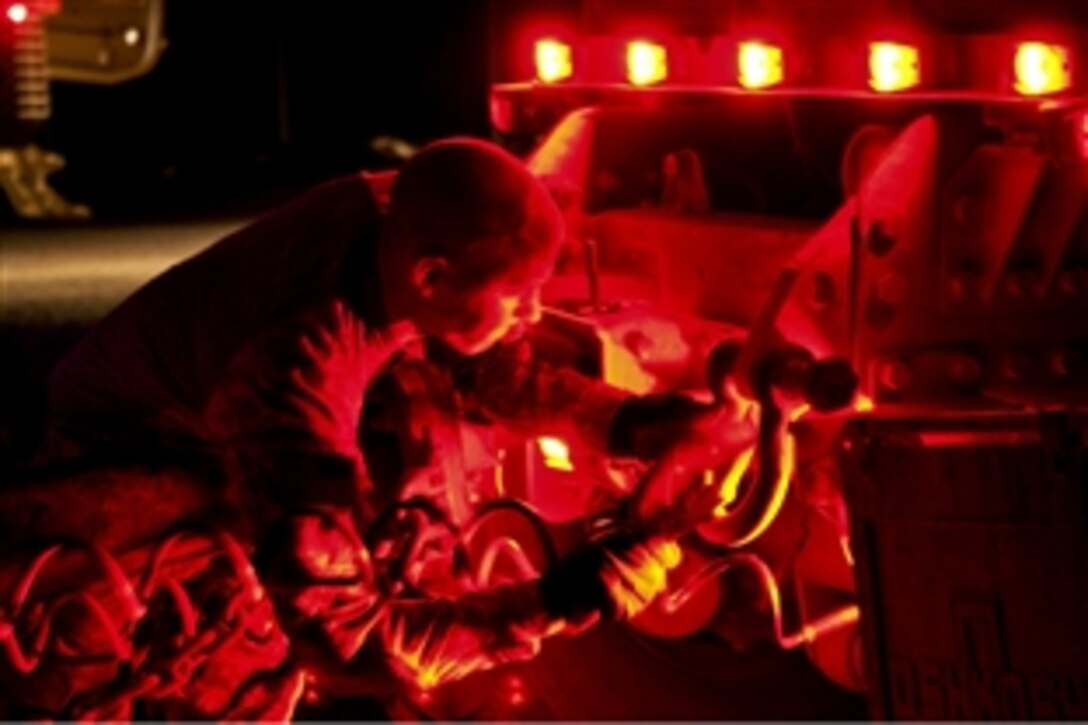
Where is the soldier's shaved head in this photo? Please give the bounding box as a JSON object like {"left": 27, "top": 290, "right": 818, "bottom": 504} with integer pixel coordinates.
{"left": 384, "top": 137, "right": 564, "bottom": 288}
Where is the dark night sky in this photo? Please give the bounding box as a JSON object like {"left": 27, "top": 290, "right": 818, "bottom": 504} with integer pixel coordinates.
{"left": 41, "top": 0, "right": 492, "bottom": 218}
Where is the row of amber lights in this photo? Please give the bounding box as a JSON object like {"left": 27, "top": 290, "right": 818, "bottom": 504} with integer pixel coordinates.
{"left": 535, "top": 37, "right": 1074, "bottom": 96}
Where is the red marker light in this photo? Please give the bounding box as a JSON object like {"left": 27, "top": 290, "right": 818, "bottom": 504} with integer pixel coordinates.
{"left": 869, "top": 42, "right": 920, "bottom": 92}
{"left": 489, "top": 93, "right": 514, "bottom": 134}
{"left": 7, "top": 3, "right": 29, "bottom": 23}
{"left": 627, "top": 40, "right": 668, "bottom": 86}
{"left": 1014, "top": 42, "right": 1072, "bottom": 96}
{"left": 505, "top": 674, "right": 528, "bottom": 708}
{"left": 1080, "top": 110, "right": 1088, "bottom": 160}
{"left": 738, "top": 41, "right": 784, "bottom": 89}
{"left": 535, "top": 38, "right": 573, "bottom": 84}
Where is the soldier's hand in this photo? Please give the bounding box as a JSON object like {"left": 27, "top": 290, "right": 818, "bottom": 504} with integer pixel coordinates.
{"left": 633, "top": 398, "right": 758, "bottom": 525}
{"left": 598, "top": 536, "right": 683, "bottom": 620}
{"left": 539, "top": 533, "right": 682, "bottom": 622}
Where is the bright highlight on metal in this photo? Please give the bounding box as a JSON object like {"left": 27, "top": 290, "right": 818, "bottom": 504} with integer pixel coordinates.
{"left": 714, "top": 445, "right": 755, "bottom": 513}
{"left": 627, "top": 40, "right": 668, "bottom": 86}
{"left": 1014, "top": 42, "right": 1072, "bottom": 96}
{"left": 537, "top": 436, "right": 574, "bottom": 472}
{"left": 534, "top": 38, "right": 573, "bottom": 84}
{"left": 869, "top": 42, "right": 920, "bottom": 92}
{"left": 738, "top": 41, "right": 784, "bottom": 89}
{"left": 6, "top": 3, "right": 29, "bottom": 23}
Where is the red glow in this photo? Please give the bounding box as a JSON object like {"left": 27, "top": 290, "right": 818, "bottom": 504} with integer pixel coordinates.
{"left": 869, "top": 42, "right": 920, "bottom": 92}
{"left": 738, "top": 41, "right": 784, "bottom": 89}
{"left": 6, "top": 3, "right": 29, "bottom": 23}
{"left": 1014, "top": 42, "right": 1072, "bottom": 96}
{"left": 627, "top": 40, "right": 668, "bottom": 86}
{"left": 535, "top": 38, "right": 573, "bottom": 83}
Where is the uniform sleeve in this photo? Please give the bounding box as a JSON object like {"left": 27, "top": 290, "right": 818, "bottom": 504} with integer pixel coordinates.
{"left": 380, "top": 583, "right": 563, "bottom": 689}
{"left": 455, "top": 337, "right": 632, "bottom": 453}
{"left": 259, "top": 506, "right": 676, "bottom": 692}
{"left": 203, "top": 299, "right": 409, "bottom": 514}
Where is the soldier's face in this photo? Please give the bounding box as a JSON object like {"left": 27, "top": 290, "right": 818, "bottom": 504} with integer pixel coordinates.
{"left": 433, "top": 252, "right": 554, "bottom": 356}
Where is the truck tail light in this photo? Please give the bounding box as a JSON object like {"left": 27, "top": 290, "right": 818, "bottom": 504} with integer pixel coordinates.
{"left": 535, "top": 38, "right": 573, "bottom": 84}
{"left": 627, "top": 40, "right": 668, "bottom": 86}
{"left": 869, "top": 42, "right": 920, "bottom": 92}
{"left": 6, "top": 3, "right": 29, "bottom": 23}
{"left": 738, "top": 41, "right": 784, "bottom": 89}
{"left": 1014, "top": 42, "right": 1072, "bottom": 96}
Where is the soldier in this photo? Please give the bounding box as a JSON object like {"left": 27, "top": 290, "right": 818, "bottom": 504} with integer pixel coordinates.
{"left": 38, "top": 138, "right": 743, "bottom": 717}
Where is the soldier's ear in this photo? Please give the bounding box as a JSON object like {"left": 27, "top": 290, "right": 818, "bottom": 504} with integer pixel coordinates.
{"left": 411, "top": 256, "right": 451, "bottom": 300}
